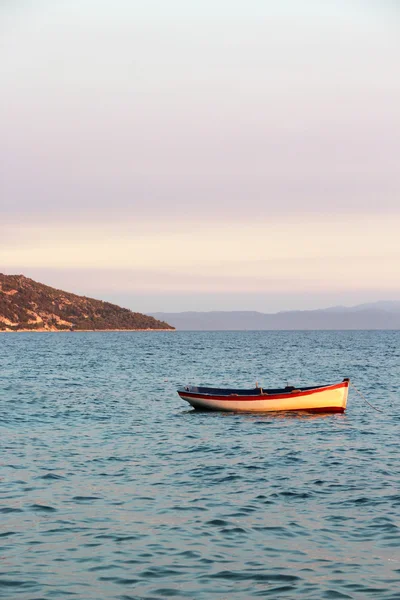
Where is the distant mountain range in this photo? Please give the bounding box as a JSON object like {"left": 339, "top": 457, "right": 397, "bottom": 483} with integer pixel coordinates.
{"left": 0, "top": 274, "right": 173, "bottom": 331}
{"left": 2, "top": 273, "right": 398, "bottom": 331}
{"left": 151, "top": 302, "right": 400, "bottom": 330}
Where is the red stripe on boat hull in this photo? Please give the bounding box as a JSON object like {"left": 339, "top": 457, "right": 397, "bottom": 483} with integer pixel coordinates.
{"left": 300, "top": 407, "right": 345, "bottom": 414}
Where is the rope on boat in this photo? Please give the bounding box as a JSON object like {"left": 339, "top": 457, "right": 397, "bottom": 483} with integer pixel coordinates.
{"left": 350, "top": 382, "right": 384, "bottom": 413}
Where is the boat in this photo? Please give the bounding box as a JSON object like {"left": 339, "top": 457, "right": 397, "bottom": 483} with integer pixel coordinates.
{"left": 177, "top": 378, "right": 350, "bottom": 413}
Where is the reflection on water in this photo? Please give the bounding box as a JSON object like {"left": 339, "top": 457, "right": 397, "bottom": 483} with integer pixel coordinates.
{"left": 0, "top": 330, "right": 399, "bottom": 599}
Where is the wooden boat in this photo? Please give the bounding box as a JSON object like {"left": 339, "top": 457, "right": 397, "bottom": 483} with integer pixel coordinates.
{"left": 177, "top": 378, "right": 350, "bottom": 413}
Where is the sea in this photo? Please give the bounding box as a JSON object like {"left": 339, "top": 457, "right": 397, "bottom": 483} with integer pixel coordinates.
{"left": 1, "top": 330, "right": 399, "bottom": 600}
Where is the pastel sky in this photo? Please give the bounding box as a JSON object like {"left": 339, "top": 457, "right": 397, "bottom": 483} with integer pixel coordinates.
{"left": 1, "top": 0, "right": 399, "bottom": 312}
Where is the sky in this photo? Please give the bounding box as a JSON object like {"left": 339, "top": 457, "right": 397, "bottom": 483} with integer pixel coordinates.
{"left": 1, "top": 0, "right": 400, "bottom": 312}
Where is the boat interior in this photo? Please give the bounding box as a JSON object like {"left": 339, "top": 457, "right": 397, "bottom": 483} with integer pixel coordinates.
{"left": 180, "top": 383, "right": 331, "bottom": 396}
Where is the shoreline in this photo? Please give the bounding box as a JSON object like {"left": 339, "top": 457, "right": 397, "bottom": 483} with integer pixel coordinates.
{"left": 0, "top": 328, "right": 175, "bottom": 333}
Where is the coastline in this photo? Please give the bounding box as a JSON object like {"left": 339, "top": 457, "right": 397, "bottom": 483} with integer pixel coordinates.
{"left": 0, "top": 328, "right": 175, "bottom": 333}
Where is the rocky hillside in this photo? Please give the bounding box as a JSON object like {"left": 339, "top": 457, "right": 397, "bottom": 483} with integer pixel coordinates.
{"left": 0, "top": 274, "right": 173, "bottom": 331}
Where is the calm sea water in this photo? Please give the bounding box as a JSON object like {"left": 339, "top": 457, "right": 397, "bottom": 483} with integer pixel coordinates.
{"left": 1, "top": 331, "right": 399, "bottom": 600}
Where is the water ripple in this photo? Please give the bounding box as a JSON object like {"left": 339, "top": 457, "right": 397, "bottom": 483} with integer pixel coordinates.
{"left": 0, "top": 330, "right": 400, "bottom": 599}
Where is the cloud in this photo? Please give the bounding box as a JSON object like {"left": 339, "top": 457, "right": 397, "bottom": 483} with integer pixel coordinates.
{"left": 1, "top": 215, "right": 399, "bottom": 293}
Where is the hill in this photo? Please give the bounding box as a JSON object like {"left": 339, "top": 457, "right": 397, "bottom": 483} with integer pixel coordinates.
{"left": 0, "top": 274, "right": 173, "bottom": 331}
{"left": 150, "top": 303, "right": 400, "bottom": 330}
